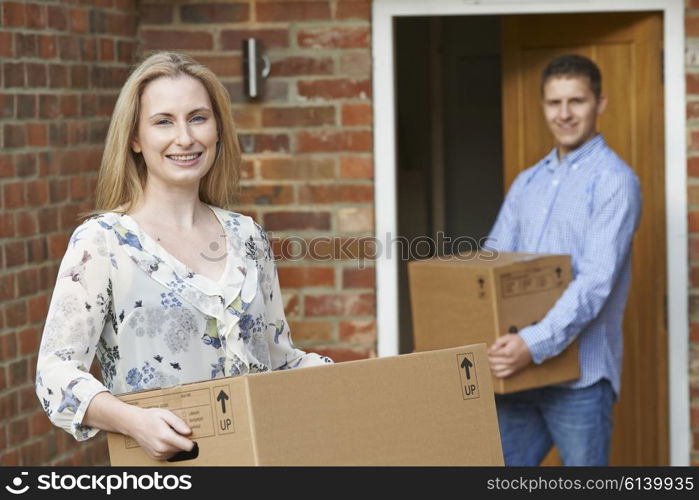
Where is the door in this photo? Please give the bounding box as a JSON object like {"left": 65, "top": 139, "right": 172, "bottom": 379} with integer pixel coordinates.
{"left": 501, "top": 12, "right": 667, "bottom": 465}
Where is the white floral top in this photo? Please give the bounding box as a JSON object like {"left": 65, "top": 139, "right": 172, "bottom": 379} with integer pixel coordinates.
{"left": 35, "top": 204, "right": 332, "bottom": 440}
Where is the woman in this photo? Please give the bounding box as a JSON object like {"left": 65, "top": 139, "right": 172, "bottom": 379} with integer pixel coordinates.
{"left": 35, "top": 52, "right": 332, "bottom": 460}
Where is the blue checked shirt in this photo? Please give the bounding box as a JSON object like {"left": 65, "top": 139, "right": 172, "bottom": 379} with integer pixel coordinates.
{"left": 486, "top": 134, "right": 641, "bottom": 395}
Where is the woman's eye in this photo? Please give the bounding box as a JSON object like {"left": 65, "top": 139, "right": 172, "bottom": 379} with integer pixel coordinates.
{"left": 155, "top": 119, "right": 171, "bottom": 125}
{"left": 190, "top": 115, "right": 206, "bottom": 123}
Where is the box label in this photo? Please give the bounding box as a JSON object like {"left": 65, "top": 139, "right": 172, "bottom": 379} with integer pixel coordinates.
{"left": 213, "top": 384, "right": 235, "bottom": 435}
{"left": 122, "top": 388, "right": 216, "bottom": 449}
{"left": 456, "top": 353, "right": 480, "bottom": 400}
{"left": 500, "top": 265, "right": 565, "bottom": 298}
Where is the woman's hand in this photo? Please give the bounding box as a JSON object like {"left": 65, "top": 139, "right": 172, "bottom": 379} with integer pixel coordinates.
{"left": 84, "top": 391, "right": 194, "bottom": 461}
{"left": 123, "top": 406, "right": 194, "bottom": 461}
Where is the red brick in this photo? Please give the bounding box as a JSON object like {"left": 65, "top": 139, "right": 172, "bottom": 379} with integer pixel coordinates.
{"left": 313, "top": 346, "right": 373, "bottom": 362}
{"left": 181, "top": 3, "right": 249, "bottom": 23}
{"left": 238, "top": 133, "right": 289, "bottom": 154}
{"left": 9, "top": 418, "right": 29, "bottom": 445}
{"left": 0, "top": 32, "right": 12, "bottom": 57}
{"left": 15, "top": 211, "right": 38, "bottom": 237}
{"left": 298, "top": 78, "right": 371, "bottom": 99}
{"left": 342, "top": 103, "right": 372, "bottom": 126}
{"left": 264, "top": 211, "right": 331, "bottom": 231}
{"left": 283, "top": 294, "right": 300, "bottom": 318}
{"left": 71, "top": 65, "right": 89, "bottom": 88}
{"left": 305, "top": 293, "right": 375, "bottom": 316}
{"left": 239, "top": 185, "right": 293, "bottom": 205}
{"left": 0, "top": 94, "right": 15, "bottom": 119}
{"left": 58, "top": 35, "right": 80, "bottom": 60}
{"left": 99, "top": 38, "right": 114, "bottom": 61}
{"left": 340, "top": 155, "right": 373, "bottom": 179}
{"left": 26, "top": 63, "right": 47, "bottom": 87}
{"left": 297, "top": 130, "right": 372, "bottom": 152}
{"left": 141, "top": 30, "right": 213, "bottom": 50}
{"left": 48, "top": 233, "right": 70, "bottom": 259}
{"left": 68, "top": 7, "right": 88, "bottom": 33}
{"left": 0, "top": 274, "right": 14, "bottom": 301}
{"left": 140, "top": 4, "right": 173, "bottom": 24}
{"left": 15, "top": 33, "right": 38, "bottom": 58}
{"left": 3, "top": 62, "right": 25, "bottom": 88}
{"left": 0, "top": 391, "right": 18, "bottom": 421}
{"left": 690, "top": 322, "right": 699, "bottom": 345}
{"left": 220, "top": 29, "right": 289, "bottom": 50}
{"left": 690, "top": 185, "right": 699, "bottom": 205}
{"left": 2, "top": 1, "right": 25, "bottom": 27}
{"left": 299, "top": 184, "right": 373, "bottom": 203}
{"left": 336, "top": 0, "right": 371, "bottom": 20}
{"left": 260, "top": 157, "right": 336, "bottom": 180}
{"left": 692, "top": 156, "right": 699, "bottom": 177}
{"left": 0, "top": 155, "right": 13, "bottom": 178}
{"left": 6, "top": 301, "right": 28, "bottom": 328}
{"left": 117, "top": 40, "right": 136, "bottom": 63}
{"left": 38, "top": 35, "right": 57, "bottom": 59}
{"left": 17, "top": 94, "right": 36, "bottom": 118}
{"left": 28, "top": 294, "right": 49, "bottom": 323}
{"left": 27, "top": 236, "right": 49, "bottom": 263}
{"left": 0, "top": 212, "right": 16, "bottom": 238}
{"left": 691, "top": 131, "right": 699, "bottom": 152}
{"left": 49, "top": 178, "right": 69, "bottom": 203}
{"left": 689, "top": 101, "right": 699, "bottom": 120}
{"left": 39, "top": 94, "right": 60, "bottom": 119}
{"left": 18, "top": 327, "right": 39, "bottom": 356}
{"left": 14, "top": 153, "right": 36, "bottom": 177}
{"left": 3, "top": 182, "right": 24, "bottom": 208}
{"left": 271, "top": 56, "right": 334, "bottom": 76}
{"left": 287, "top": 320, "right": 333, "bottom": 341}
{"left": 298, "top": 27, "right": 369, "bottom": 48}
{"left": 195, "top": 55, "right": 242, "bottom": 77}
{"left": 0, "top": 451, "right": 19, "bottom": 466}
{"left": 30, "top": 412, "right": 53, "bottom": 436}
{"left": 60, "top": 204, "right": 82, "bottom": 229}
{"left": 27, "top": 123, "right": 48, "bottom": 147}
{"left": 49, "top": 64, "right": 69, "bottom": 88}
{"left": 256, "top": 1, "right": 330, "bottom": 22}
{"left": 240, "top": 160, "right": 254, "bottom": 179}
{"left": 60, "top": 95, "right": 79, "bottom": 117}
{"left": 342, "top": 267, "right": 375, "bottom": 288}
{"left": 262, "top": 106, "right": 335, "bottom": 127}
{"left": 687, "top": 14, "right": 699, "bottom": 37}
{"left": 5, "top": 241, "right": 27, "bottom": 267}
{"left": 340, "top": 52, "right": 371, "bottom": 76}
{"left": 26, "top": 3, "right": 47, "bottom": 29}
{"left": 691, "top": 213, "right": 699, "bottom": 233}
{"left": 232, "top": 107, "right": 260, "bottom": 129}
{"left": 278, "top": 266, "right": 335, "bottom": 288}
{"left": 0, "top": 368, "right": 5, "bottom": 392}
{"left": 339, "top": 319, "right": 376, "bottom": 343}
{"left": 47, "top": 5, "right": 67, "bottom": 30}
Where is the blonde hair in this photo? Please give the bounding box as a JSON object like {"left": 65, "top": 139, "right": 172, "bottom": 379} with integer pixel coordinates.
{"left": 87, "top": 51, "right": 241, "bottom": 216}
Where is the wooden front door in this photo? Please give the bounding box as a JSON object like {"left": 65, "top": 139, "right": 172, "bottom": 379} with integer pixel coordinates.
{"left": 501, "top": 12, "right": 667, "bottom": 465}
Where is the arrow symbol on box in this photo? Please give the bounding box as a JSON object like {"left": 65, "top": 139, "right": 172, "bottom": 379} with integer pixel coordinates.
{"left": 217, "top": 390, "right": 229, "bottom": 413}
{"left": 461, "top": 357, "right": 473, "bottom": 380}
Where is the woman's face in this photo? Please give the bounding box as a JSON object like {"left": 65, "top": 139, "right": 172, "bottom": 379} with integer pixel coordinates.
{"left": 132, "top": 74, "right": 218, "bottom": 190}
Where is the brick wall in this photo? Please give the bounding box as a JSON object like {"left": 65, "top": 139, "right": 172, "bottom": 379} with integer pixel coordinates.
{"left": 138, "top": 0, "right": 376, "bottom": 363}
{"left": 687, "top": 0, "right": 699, "bottom": 467}
{"left": 0, "top": 0, "right": 138, "bottom": 466}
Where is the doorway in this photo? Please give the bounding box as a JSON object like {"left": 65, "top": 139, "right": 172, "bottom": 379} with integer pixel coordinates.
{"left": 391, "top": 10, "right": 671, "bottom": 466}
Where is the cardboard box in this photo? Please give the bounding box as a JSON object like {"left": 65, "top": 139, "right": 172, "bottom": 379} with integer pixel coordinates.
{"left": 408, "top": 252, "right": 579, "bottom": 394}
{"left": 107, "top": 344, "right": 504, "bottom": 466}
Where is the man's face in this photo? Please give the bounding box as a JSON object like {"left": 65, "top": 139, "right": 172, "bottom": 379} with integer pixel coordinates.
{"left": 541, "top": 75, "right": 607, "bottom": 158}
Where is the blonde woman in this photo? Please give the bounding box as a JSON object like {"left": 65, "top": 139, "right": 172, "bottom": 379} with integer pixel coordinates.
{"left": 36, "top": 52, "right": 332, "bottom": 460}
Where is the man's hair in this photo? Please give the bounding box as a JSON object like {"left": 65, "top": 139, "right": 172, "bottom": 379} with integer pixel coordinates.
{"left": 541, "top": 54, "right": 602, "bottom": 99}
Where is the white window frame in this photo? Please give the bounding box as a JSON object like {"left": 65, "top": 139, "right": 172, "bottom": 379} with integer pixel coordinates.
{"left": 372, "top": 0, "right": 688, "bottom": 465}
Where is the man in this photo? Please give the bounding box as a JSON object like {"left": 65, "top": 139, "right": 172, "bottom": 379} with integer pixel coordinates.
{"left": 485, "top": 54, "right": 641, "bottom": 466}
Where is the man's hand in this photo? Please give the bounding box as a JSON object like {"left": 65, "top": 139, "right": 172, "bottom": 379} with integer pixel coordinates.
{"left": 487, "top": 333, "right": 533, "bottom": 378}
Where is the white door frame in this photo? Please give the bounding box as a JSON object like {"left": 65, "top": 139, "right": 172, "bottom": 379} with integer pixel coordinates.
{"left": 372, "top": 0, "right": 688, "bottom": 465}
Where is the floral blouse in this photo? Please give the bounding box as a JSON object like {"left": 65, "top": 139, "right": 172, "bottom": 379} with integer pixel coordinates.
{"left": 35, "top": 204, "right": 332, "bottom": 440}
